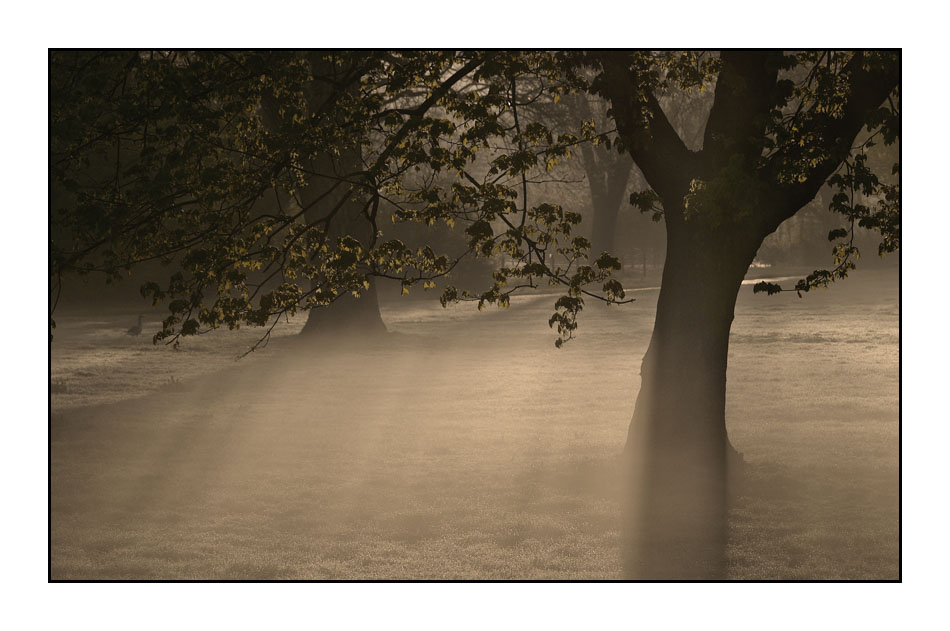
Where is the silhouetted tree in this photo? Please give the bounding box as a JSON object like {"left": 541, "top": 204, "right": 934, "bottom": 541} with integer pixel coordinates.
{"left": 256, "top": 53, "right": 387, "bottom": 336}
{"left": 50, "top": 51, "right": 621, "bottom": 351}
{"left": 591, "top": 50, "right": 899, "bottom": 577}
{"left": 49, "top": 50, "right": 899, "bottom": 577}
{"left": 572, "top": 94, "right": 636, "bottom": 262}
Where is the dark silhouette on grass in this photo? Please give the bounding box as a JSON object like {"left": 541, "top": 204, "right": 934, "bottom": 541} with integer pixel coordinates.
{"left": 126, "top": 315, "right": 143, "bottom": 336}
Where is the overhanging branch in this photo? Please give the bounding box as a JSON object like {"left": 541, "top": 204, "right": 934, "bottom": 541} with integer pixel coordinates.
{"left": 764, "top": 51, "right": 900, "bottom": 225}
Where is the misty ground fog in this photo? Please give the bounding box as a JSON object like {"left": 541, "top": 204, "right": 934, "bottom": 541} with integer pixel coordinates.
{"left": 50, "top": 265, "right": 898, "bottom": 580}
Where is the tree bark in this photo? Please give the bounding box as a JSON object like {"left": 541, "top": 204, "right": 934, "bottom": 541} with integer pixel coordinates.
{"left": 260, "top": 54, "right": 388, "bottom": 339}
{"left": 300, "top": 283, "right": 386, "bottom": 336}
{"left": 594, "top": 49, "right": 899, "bottom": 579}
{"left": 297, "top": 152, "right": 388, "bottom": 338}
{"left": 622, "top": 205, "right": 761, "bottom": 579}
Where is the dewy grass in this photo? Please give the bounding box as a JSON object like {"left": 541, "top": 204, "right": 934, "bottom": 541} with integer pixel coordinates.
{"left": 50, "top": 266, "right": 899, "bottom": 580}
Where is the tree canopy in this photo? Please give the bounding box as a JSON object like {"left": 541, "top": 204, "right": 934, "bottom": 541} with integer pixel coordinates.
{"left": 49, "top": 50, "right": 900, "bottom": 347}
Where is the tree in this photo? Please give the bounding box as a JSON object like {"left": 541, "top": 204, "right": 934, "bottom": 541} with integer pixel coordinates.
{"left": 256, "top": 52, "right": 387, "bottom": 336}
{"left": 570, "top": 86, "right": 710, "bottom": 277}
{"left": 571, "top": 94, "right": 637, "bottom": 263}
{"left": 49, "top": 50, "right": 900, "bottom": 578}
{"left": 591, "top": 50, "right": 899, "bottom": 577}
{"left": 50, "top": 51, "right": 622, "bottom": 350}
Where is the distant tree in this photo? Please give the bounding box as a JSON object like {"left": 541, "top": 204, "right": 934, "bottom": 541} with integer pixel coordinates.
{"left": 49, "top": 50, "right": 899, "bottom": 577}
{"left": 570, "top": 94, "right": 636, "bottom": 263}
{"left": 568, "top": 86, "right": 710, "bottom": 277}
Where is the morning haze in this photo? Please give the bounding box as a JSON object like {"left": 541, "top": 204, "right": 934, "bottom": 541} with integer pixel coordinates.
{"left": 49, "top": 50, "right": 900, "bottom": 580}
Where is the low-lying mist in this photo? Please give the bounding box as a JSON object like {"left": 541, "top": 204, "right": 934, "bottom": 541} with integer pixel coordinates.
{"left": 50, "top": 266, "right": 899, "bottom": 579}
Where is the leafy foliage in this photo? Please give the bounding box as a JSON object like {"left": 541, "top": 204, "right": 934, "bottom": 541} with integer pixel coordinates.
{"left": 50, "top": 50, "right": 900, "bottom": 347}
{"left": 754, "top": 51, "right": 900, "bottom": 295}
{"left": 50, "top": 51, "right": 630, "bottom": 348}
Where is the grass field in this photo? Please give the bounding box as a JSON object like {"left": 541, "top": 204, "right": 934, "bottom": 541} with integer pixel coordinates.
{"left": 50, "top": 265, "right": 899, "bottom": 579}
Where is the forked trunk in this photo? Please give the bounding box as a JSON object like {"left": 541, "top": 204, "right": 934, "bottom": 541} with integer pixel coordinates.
{"left": 623, "top": 219, "right": 759, "bottom": 579}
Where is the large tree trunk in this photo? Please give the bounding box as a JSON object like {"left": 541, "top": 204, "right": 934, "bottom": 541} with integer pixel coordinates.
{"left": 260, "top": 54, "right": 388, "bottom": 339}
{"left": 300, "top": 283, "right": 386, "bottom": 337}
{"left": 592, "top": 48, "right": 899, "bottom": 580}
{"left": 298, "top": 150, "right": 387, "bottom": 339}
{"left": 296, "top": 183, "right": 388, "bottom": 338}
{"left": 622, "top": 212, "right": 761, "bottom": 579}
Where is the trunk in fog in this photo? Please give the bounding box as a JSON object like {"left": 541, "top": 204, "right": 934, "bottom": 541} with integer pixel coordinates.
{"left": 591, "top": 49, "right": 896, "bottom": 579}
{"left": 573, "top": 93, "right": 635, "bottom": 261}
{"left": 261, "top": 57, "right": 387, "bottom": 339}
{"left": 291, "top": 152, "right": 387, "bottom": 338}
{"left": 299, "top": 83, "right": 387, "bottom": 337}
{"left": 297, "top": 154, "right": 387, "bottom": 338}
{"left": 622, "top": 205, "right": 761, "bottom": 578}
{"left": 301, "top": 286, "right": 386, "bottom": 336}
{"left": 587, "top": 155, "right": 633, "bottom": 259}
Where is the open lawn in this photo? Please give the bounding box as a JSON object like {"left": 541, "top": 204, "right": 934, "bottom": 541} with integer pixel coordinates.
{"left": 50, "top": 265, "right": 899, "bottom": 579}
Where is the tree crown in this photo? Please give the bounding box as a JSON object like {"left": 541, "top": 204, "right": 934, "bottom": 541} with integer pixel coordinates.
{"left": 49, "top": 50, "right": 900, "bottom": 347}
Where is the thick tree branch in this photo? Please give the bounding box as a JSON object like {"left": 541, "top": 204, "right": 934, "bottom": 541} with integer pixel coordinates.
{"left": 593, "top": 52, "right": 696, "bottom": 202}
{"left": 701, "top": 50, "right": 782, "bottom": 170}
